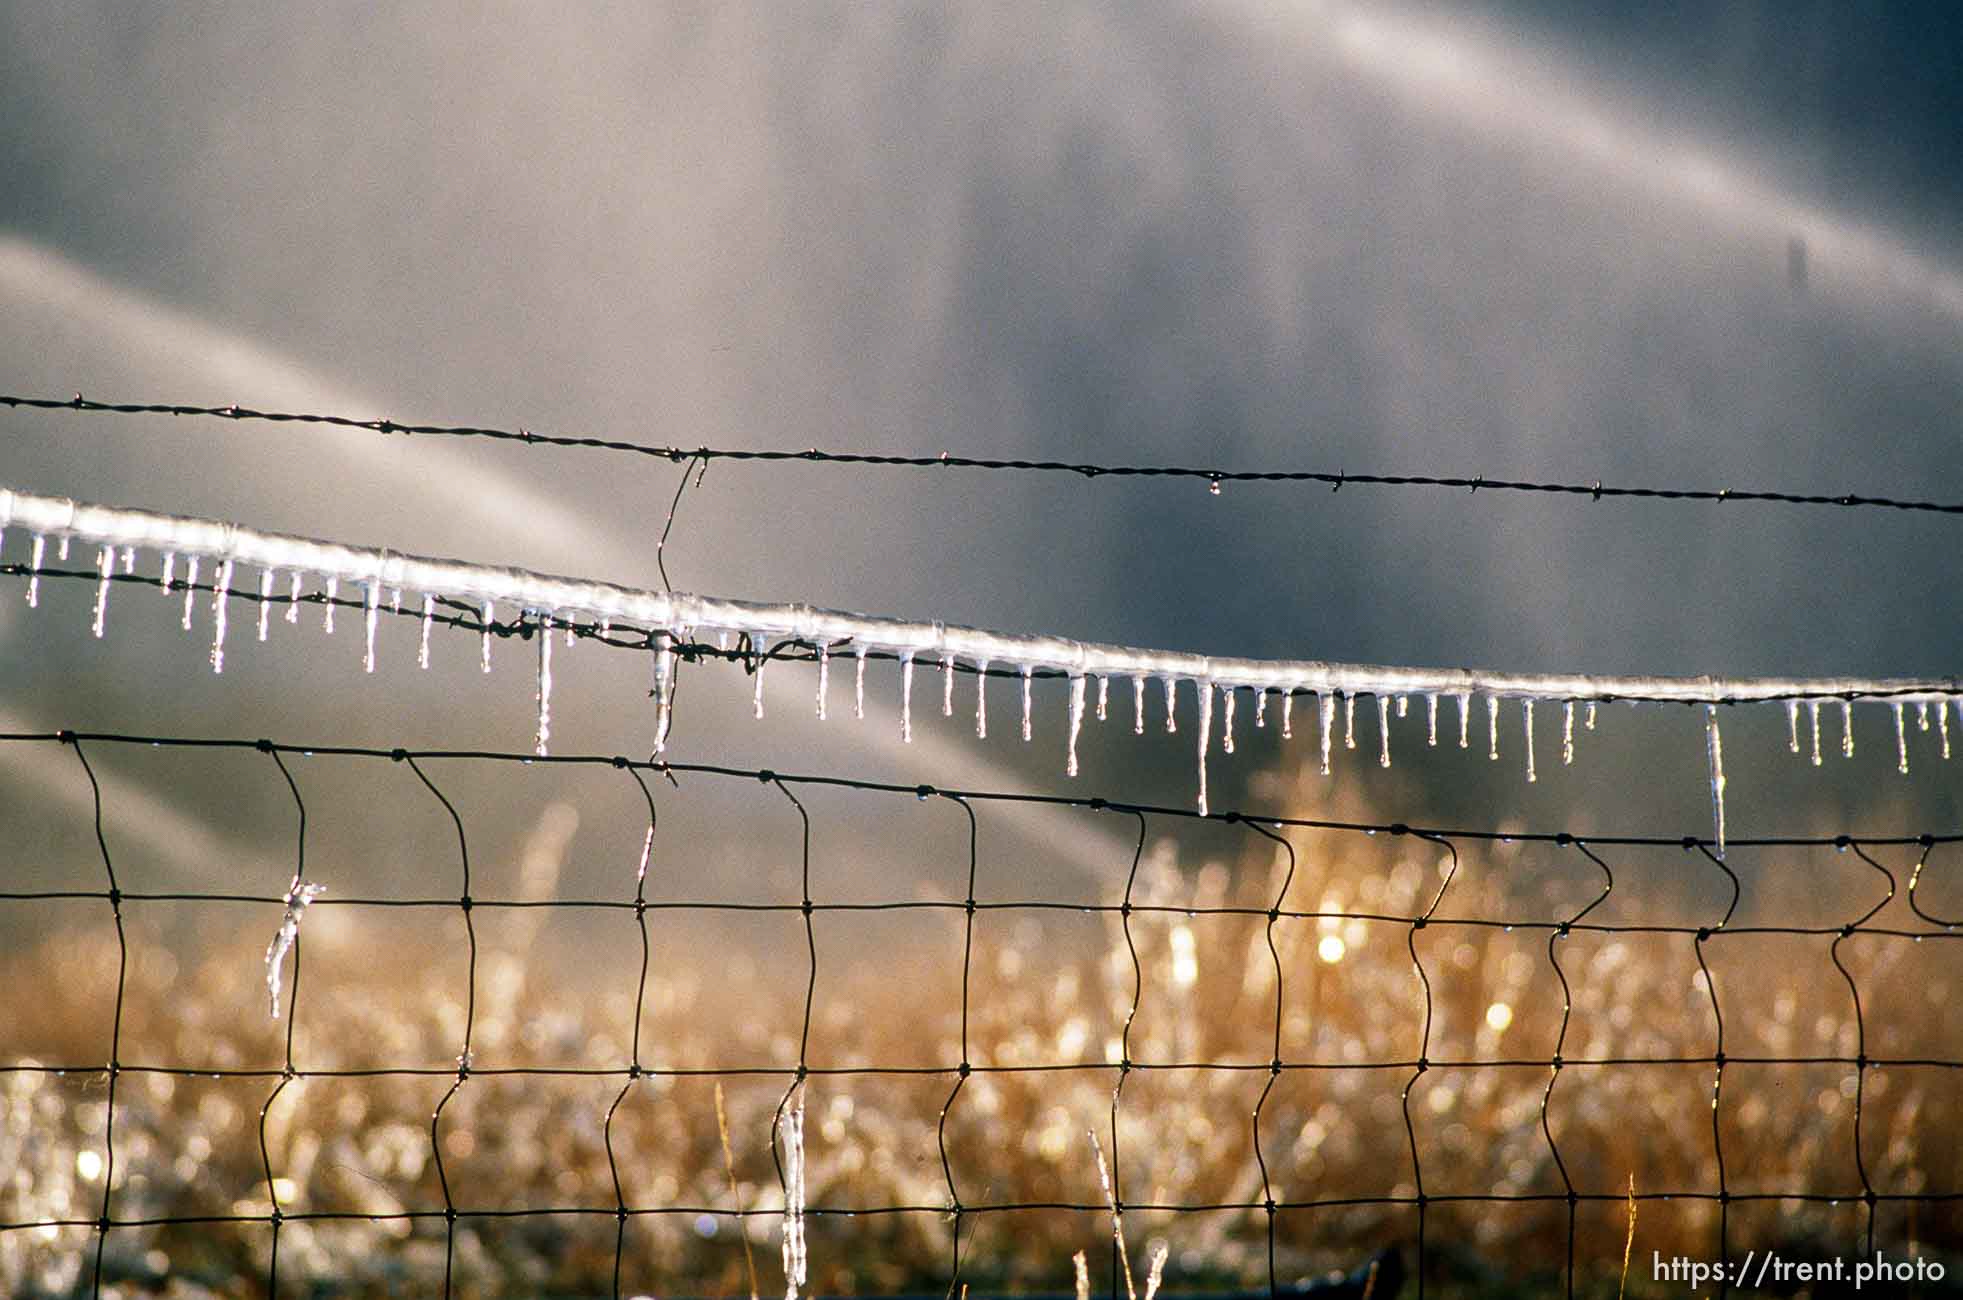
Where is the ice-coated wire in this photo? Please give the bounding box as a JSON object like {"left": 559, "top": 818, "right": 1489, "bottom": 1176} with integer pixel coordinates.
{"left": 3, "top": 485, "right": 1953, "bottom": 710}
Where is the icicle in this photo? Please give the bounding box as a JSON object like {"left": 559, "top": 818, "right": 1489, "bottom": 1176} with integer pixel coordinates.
{"left": 1785, "top": 699, "right": 1800, "bottom": 754}
{"left": 900, "top": 652, "right": 915, "bottom": 742}
{"left": 25, "top": 534, "right": 44, "bottom": 607}
{"left": 480, "top": 600, "right": 495, "bottom": 673}
{"left": 1523, "top": 699, "right": 1537, "bottom": 783}
{"left": 257, "top": 569, "right": 274, "bottom": 641}
{"left": 1585, "top": 701, "right": 1597, "bottom": 730}
{"left": 535, "top": 616, "right": 554, "bottom": 755}
{"left": 1894, "top": 702, "right": 1908, "bottom": 775}
{"left": 975, "top": 659, "right": 990, "bottom": 739}
{"left": 1254, "top": 688, "right": 1266, "bottom": 729}
{"left": 653, "top": 633, "right": 677, "bottom": 752}
{"left": 1281, "top": 691, "right": 1293, "bottom": 739}
{"left": 263, "top": 874, "right": 327, "bottom": 1020}
{"left": 1066, "top": 674, "right": 1086, "bottom": 777}
{"left": 854, "top": 647, "right": 867, "bottom": 720}
{"left": 286, "top": 571, "right": 302, "bottom": 624}
{"left": 1318, "top": 693, "right": 1335, "bottom": 776}
{"left": 1343, "top": 693, "right": 1356, "bottom": 749}
{"left": 120, "top": 546, "right": 134, "bottom": 573}
{"left": 1097, "top": 675, "right": 1110, "bottom": 723}
{"left": 1840, "top": 701, "right": 1854, "bottom": 758}
{"left": 181, "top": 555, "right": 200, "bottom": 629}
{"left": 1222, "top": 688, "right": 1237, "bottom": 755}
{"left": 752, "top": 650, "right": 767, "bottom": 720}
{"left": 160, "top": 550, "right": 176, "bottom": 596}
{"left": 1486, "top": 696, "right": 1500, "bottom": 761}
{"left": 1195, "top": 680, "right": 1214, "bottom": 815}
{"left": 1705, "top": 705, "right": 1727, "bottom": 860}
{"left": 56, "top": 536, "right": 68, "bottom": 561}
{"left": 209, "top": 559, "right": 234, "bottom": 673}
{"left": 942, "top": 652, "right": 955, "bottom": 717}
{"left": 815, "top": 642, "right": 831, "bottom": 720}
{"left": 1942, "top": 700, "right": 1952, "bottom": 760}
{"left": 564, "top": 621, "right": 576, "bottom": 649}
{"left": 321, "top": 576, "right": 337, "bottom": 633}
{"left": 1163, "top": 677, "right": 1177, "bottom": 734}
{"left": 1808, "top": 699, "right": 1822, "bottom": 766}
{"left": 1377, "top": 694, "right": 1391, "bottom": 768}
{"left": 362, "top": 583, "right": 380, "bottom": 673}
{"left": 778, "top": 1085, "right": 808, "bottom": 1300}
{"left": 1020, "top": 664, "right": 1033, "bottom": 742}
{"left": 1426, "top": 693, "right": 1438, "bottom": 747}
{"left": 1397, "top": 695, "right": 1409, "bottom": 718}
{"left": 90, "top": 545, "right": 112, "bottom": 637}
{"left": 1457, "top": 691, "right": 1471, "bottom": 749}
{"left": 418, "top": 596, "right": 433, "bottom": 668}
{"left": 1918, "top": 701, "right": 1931, "bottom": 731}
{"left": 1562, "top": 701, "right": 1574, "bottom": 765}
{"left": 1132, "top": 676, "right": 1145, "bottom": 735}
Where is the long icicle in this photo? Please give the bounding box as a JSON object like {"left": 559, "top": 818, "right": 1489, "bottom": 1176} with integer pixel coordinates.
{"left": 258, "top": 568, "right": 275, "bottom": 642}
{"left": 900, "top": 651, "right": 915, "bottom": 742}
{"left": 1523, "top": 698, "right": 1536, "bottom": 782}
{"left": 363, "top": 581, "right": 380, "bottom": 673}
{"left": 975, "top": 659, "right": 989, "bottom": 739}
{"left": 535, "top": 615, "right": 554, "bottom": 755}
{"left": 653, "top": 632, "right": 676, "bottom": 752}
{"left": 1705, "top": 704, "right": 1727, "bottom": 860}
{"left": 1067, "top": 674, "right": 1086, "bottom": 777}
{"left": 209, "top": 558, "right": 233, "bottom": 673}
{"left": 91, "top": 545, "right": 112, "bottom": 637}
{"left": 1195, "top": 680, "right": 1213, "bottom": 815}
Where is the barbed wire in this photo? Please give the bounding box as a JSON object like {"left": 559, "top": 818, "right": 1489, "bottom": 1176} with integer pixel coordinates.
{"left": 9, "top": 390, "right": 1963, "bottom": 519}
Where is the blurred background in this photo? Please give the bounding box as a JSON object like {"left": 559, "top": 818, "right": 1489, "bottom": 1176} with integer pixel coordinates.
{"left": 3, "top": 2, "right": 1961, "bottom": 1294}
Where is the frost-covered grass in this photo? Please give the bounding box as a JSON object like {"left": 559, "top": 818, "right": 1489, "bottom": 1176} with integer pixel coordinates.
{"left": 4, "top": 760, "right": 1960, "bottom": 1297}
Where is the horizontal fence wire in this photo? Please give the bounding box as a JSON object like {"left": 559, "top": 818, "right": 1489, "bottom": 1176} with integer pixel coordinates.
{"left": 9, "top": 390, "right": 1963, "bottom": 518}
{"left": 3, "top": 725, "right": 1962, "bottom": 1300}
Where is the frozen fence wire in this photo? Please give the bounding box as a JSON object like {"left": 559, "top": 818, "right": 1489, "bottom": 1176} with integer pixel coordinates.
{"left": 3, "top": 484, "right": 1960, "bottom": 847}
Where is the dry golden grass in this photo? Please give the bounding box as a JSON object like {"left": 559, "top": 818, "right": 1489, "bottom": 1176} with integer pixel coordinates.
{"left": 4, "top": 757, "right": 1961, "bottom": 1297}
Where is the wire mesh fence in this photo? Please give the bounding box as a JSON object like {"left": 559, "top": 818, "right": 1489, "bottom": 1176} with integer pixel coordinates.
{"left": 4, "top": 716, "right": 1961, "bottom": 1297}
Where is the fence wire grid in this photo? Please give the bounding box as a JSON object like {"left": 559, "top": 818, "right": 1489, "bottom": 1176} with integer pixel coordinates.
{"left": 3, "top": 515, "right": 1963, "bottom": 1300}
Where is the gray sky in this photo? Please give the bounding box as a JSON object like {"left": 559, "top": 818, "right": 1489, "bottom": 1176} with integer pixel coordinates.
{"left": 2, "top": 1, "right": 1960, "bottom": 924}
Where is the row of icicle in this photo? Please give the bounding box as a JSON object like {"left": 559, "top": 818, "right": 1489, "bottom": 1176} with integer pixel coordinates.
{"left": 13, "top": 526, "right": 1961, "bottom": 862}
